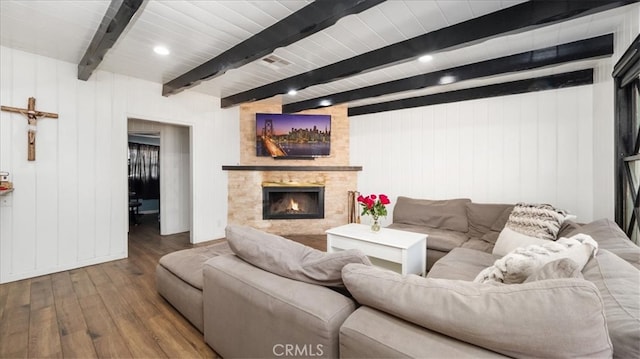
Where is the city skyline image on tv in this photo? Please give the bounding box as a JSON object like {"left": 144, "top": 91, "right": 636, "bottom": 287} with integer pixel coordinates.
{"left": 256, "top": 113, "right": 331, "bottom": 158}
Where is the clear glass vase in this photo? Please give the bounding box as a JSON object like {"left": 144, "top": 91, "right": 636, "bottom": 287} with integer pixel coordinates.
{"left": 371, "top": 216, "right": 380, "bottom": 232}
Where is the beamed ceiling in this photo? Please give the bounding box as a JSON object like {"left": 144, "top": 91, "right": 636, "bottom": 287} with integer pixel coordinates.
{"left": 1, "top": 0, "right": 638, "bottom": 116}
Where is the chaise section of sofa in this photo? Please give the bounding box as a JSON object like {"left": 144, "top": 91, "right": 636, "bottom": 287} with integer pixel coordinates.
{"left": 203, "top": 254, "right": 356, "bottom": 358}
{"left": 199, "top": 224, "right": 373, "bottom": 358}
{"left": 156, "top": 241, "right": 232, "bottom": 332}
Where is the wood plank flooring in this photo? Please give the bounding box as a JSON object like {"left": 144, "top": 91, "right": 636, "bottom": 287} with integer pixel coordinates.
{"left": 0, "top": 215, "right": 325, "bottom": 358}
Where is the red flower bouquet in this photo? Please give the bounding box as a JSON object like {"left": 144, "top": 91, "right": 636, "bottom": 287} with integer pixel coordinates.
{"left": 357, "top": 193, "right": 390, "bottom": 226}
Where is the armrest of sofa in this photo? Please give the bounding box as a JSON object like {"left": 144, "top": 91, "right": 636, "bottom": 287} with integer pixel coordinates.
{"left": 342, "top": 263, "right": 612, "bottom": 358}
{"left": 203, "top": 254, "right": 356, "bottom": 359}
{"left": 566, "top": 218, "right": 640, "bottom": 269}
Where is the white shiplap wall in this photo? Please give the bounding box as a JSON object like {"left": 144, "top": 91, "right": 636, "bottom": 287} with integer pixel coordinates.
{"left": 350, "top": 85, "right": 595, "bottom": 226}
{"left": 0, "top": 47, "right": 238, "bottom": 284}
{"left": 350, "top": 8, "right": 639, "bottom": 229}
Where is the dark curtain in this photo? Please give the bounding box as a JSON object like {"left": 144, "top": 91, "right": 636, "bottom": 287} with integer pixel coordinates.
{"left": 128, "top": 142, "right": 160, "bottom": 199}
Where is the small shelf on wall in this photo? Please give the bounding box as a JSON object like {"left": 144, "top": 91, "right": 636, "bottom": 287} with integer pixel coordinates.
{"left": 0, "top": 188, "right": 14, "bottom": 196}
{"left": 222, "top": 165, "right": 362, "bottom": 172}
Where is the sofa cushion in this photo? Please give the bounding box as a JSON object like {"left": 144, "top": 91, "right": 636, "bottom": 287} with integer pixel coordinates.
{"left": 226, "top": 225, "right": 371, "bottom": 287}
{"left": 392, "top": 197, "right": 471, "bottom": 232}
{"left": 466, "top": 203, "right": 513, "bottom": 242}
{"left": 427, "top": 247, "right": 496, "bottom": 281}
{"left": 386, "top": 223, "right": 469, "bottom": 252}
{"left": 343, "top": 263, "right": 612, "bottom": 358}
{"left": 459, "top": 238, "right": 494, "bottom": 253}
{"left": 565, "top": 218, "right": 640, "bottom": 269}
{"left": 582, "top": 249, "right": 640, "bottom": 358}
{"left": 158, "top": 241, "right": 232, "bottom": 290}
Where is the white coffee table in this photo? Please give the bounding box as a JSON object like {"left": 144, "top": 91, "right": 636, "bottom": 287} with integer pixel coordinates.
{"left": 326, "top": 223, "right": 427, "bottom": 276}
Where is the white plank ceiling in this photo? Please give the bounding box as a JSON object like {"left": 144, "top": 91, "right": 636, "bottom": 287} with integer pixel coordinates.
{"left": 0, "top": 0, "right": 637, "bottom": 109}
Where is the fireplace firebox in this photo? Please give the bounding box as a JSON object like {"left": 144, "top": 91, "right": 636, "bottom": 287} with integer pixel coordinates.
{"left": 262, "top": 185, "right": 325, "bottom": 220}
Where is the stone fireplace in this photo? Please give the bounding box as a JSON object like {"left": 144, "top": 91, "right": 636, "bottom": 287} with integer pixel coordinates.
{"left": 262, "top": 184, "right": 325, "bottom": 220}
{"left": 224, "top": 100, "right": 361, "bottom": 235}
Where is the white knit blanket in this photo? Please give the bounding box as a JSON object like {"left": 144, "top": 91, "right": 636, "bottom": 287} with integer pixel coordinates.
{"left": 474, "top": 234, "right": 598, "bottom": 284}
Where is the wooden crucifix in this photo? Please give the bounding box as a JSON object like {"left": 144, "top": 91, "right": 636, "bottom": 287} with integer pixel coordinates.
{"left": 1, "top": 97, "right": 58, "bottom": 161}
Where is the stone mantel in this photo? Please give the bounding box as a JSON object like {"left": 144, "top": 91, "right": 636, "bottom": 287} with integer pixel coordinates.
{"left": 222, "top": 165, "right": 362, "bottom": 171}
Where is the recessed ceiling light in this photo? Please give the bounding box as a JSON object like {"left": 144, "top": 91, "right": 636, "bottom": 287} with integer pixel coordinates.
{"left": 439, "top": 75, "right": 456, "bottom": 84}
{"left": 418, "top": 54, "right": 433, "bottom": 63}
{"left": 154, "top": 46, "right": 170, "bottom": 55}
{"left": 320, "top": 100, "right": 331, "bottom": 107}
{"left": 288, "top": 89, "right": 298, "bottom": 96}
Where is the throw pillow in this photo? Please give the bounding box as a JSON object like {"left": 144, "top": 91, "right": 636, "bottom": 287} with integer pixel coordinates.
{"left": 225, "top": 225, "right": 371, "bottom": 287}
{"left": 493, "top": 227, "right": 550, "bottom": 256}
{"left": 477, "top": 233, "right": 598, "bottom": 284}
{"left": 493, "top": 202, "right": 570, "bottom": 256}
{"left": 342, "top": 263, "right": 612, "bottom": 358}
{"left": 506, "top": 202, "right": 569, "bottom": 240}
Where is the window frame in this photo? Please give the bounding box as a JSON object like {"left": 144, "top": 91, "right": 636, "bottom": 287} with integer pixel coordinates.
{"left": 613, "top": 34, "right": 640, "bottom": 243}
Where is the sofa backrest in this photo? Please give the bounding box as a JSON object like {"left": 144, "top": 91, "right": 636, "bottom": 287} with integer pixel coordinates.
{"left": 393, "top": 197, "right": 471, "bottom": 233}
{"left": 465, "top": 202, "right": 513, "bottom": 243}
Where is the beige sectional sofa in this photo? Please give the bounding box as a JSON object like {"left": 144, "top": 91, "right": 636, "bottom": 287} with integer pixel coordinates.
{"left": 156, "top": 202, "right": 639, "bottom": 358}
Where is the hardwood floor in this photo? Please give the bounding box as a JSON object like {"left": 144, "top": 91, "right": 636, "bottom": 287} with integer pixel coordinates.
{"left": 0, "top": 215, "right": 325, "bottom": 358}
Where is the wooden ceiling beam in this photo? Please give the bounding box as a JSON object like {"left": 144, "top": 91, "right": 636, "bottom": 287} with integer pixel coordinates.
{"left": 162, "top": 0, "right": 385, "bottom": 97}
{"left": 77, "top": 0, "right": 143, "bottom": 81}
{"left": 348, "top": 69, "right": 594, "bottom": 116}
{"left": 283, "top": 34, "right": 613, "bottom": 113}
{"left": 222, "top": 0, "right": 635, "bottom": 108}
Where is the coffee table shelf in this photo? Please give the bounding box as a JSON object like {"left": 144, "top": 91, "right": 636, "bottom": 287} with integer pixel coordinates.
{"left": 326, "top": 223, "right": 427, "bottom": 276}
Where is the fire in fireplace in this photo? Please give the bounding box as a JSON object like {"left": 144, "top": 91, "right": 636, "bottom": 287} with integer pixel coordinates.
{"left": 262, "top": 185, "right": 325, "bottom": 220}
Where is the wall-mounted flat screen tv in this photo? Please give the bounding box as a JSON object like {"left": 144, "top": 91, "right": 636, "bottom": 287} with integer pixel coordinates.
{"left": 256, "top": 113, "right": 331, "bottom": 158}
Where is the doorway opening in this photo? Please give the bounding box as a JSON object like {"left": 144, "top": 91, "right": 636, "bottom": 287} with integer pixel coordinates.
{"left": 127, "top": 118, "right": 192, "bottom": 238}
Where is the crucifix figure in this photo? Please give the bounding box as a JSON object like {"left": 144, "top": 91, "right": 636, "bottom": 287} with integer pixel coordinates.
{"left": 1, "top": 97, "right": 58, "bottom": 161}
